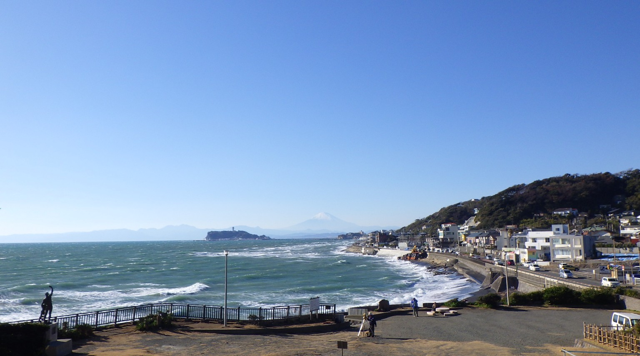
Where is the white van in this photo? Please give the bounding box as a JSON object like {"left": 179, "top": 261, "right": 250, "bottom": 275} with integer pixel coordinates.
{"left": 611, "top": 312, "right": 640, "bottom": 330}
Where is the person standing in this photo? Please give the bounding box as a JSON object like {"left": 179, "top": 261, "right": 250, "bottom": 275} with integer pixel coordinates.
{"left": 39, "top": 286, "right": 54, "bottom": 323}
{"left": 367, "top": 313, "right": 377, "bottom": 337}
{"left": 411, "top": 297, "right": 419, "bottom": 317}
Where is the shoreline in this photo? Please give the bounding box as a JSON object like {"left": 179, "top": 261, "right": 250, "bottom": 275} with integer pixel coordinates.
{"left": 344, "top": 245, "right": 490, "bottom": 302}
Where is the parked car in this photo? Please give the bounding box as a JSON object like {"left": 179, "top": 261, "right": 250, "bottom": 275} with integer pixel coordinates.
{"left": 494, "top": 259, "right": 504, "bottom": 266}
{"left": 558, "top": 263, "right": 579, "bottom": 271}
{"left": 529, "top": 264, "right": 541, "bottom": 271}
{"left": 612, "top": 312, "right": 640, "bottom": 330}
{"left": 506, "top": 260, "right": 514, "bottom": 266}
{"left": 522, "top": 261, "right": 531, "bottom": 267}
{"left": 601, "top": 277, "right": 620, "bottom": 287}
{"left": 559, "top": 269, "right": 573, "bottom": 278}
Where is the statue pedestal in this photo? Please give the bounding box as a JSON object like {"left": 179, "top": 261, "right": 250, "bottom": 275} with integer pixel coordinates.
{"left": 44, "top": 324, "right": 72, "bottom": 356}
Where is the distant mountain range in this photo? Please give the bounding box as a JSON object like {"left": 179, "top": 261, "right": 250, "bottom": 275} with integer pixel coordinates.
{"left": 0, "top": 212, "right": 399, "bottom": 243}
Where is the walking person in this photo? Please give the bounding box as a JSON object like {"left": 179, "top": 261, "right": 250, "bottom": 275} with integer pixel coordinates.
{"left": 411, "top": 297, "right": 419, "bottom": 317}
{"left": 367, "top": 313, "right": 377, "bottom": 337}
{"left": 39, "top": 286, "right": 54, "bottom": 323}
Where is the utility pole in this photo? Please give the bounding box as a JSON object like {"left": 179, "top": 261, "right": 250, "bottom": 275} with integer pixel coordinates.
{"left": 505, "top": 263, "right": 510, "bottom": 306}
{"left": 224, "top": 250, "right": 228, "bottom": 327}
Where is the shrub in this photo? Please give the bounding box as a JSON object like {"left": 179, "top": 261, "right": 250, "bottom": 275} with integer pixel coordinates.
{"left": 507, "top": 292, "right": 527, "bottom": 306}
{"left": 0, "top": 323, "right": 50, "bottom": 356}
{"left": 527, "top": 290, "right": 545, "bottom": 304}
{"left": 443, "top": 298, "right": 467, "bottom": 308}
{"left": 247, "top": 314, "right": 260, "bottom": 325}
{"left": 580, "top": 288, "right": 616, "bottom": 305}
{"left": 543, "top": 286, "right": 581, "bottom": 306}
{"left": 614, "top": 286, "right": 640, "bottom": 298}
{"left": 475, "top": 293, "right": 502, "bottom": 308}
{"left": 58, "top": 324, "right": 94, "bottom": 340}
{"left": 136, "top": 313, "right": 173, "bottom": 331}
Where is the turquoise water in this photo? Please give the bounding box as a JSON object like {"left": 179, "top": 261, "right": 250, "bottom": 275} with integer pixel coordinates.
{"left": 0, "top": 239, "right": 479, "bottom": 322}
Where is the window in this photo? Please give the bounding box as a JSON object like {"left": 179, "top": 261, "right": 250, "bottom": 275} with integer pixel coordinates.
{"left": 545, "top": 238, "right": 550, "bottom": 243}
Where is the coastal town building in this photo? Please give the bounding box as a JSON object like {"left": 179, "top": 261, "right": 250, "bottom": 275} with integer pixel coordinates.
{"left": 477, "top": 230, "right": 500, "bottom": 248}
{"left": 523, "top": 224, "right": 597, "bottom": 262}
{"left": 620, "top": 226, "right": 640, "bottom": 242}
{"left": 553, "top": 208, "right": 578, "bottom": 217}
{"left": 620, "top": 216, "right": 639, "bottom": 226}
{"left": 438, "top": 223, "right": 459, "bottom": 246}
{"left": 497, "top": 229, "right": 526, "bottom": 250}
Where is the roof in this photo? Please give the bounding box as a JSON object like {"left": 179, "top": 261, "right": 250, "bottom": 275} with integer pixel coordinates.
{"left": 613, "top": 312, "right": 640, "bottom": 319}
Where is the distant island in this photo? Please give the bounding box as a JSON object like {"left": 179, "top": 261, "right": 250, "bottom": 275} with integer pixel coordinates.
{"left": 205, "top": 230, "right": 271, "bottom": 241}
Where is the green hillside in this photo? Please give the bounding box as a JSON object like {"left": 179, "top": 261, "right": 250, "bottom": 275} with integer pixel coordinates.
{"left": 404, "top": 169, "right": 640, "bottom": 236}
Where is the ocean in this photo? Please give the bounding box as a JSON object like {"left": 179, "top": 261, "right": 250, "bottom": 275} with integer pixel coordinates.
{"left": 0, "top": 239, "right": 480, "bottom": 323}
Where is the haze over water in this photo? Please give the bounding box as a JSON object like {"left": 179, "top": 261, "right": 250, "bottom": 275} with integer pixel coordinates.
{"left": 0, "top": 239, "right": 479, "bottom": 322}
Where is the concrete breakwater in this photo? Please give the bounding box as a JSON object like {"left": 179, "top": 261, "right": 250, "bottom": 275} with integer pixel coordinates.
{"left": 346, "top": 246, "right": 542, "bottom": 295}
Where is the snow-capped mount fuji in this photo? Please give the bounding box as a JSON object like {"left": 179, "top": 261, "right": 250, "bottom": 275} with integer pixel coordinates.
{"left": 285, "top": 212, "right": 362, "bottom": 232}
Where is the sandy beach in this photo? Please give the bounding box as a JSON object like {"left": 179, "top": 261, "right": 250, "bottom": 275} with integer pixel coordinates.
{"left": 71, "top": 306, "right": 614, "bottom": 356}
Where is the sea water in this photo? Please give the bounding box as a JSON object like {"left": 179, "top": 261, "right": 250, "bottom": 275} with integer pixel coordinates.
{"left": 0, "top": 239, "right": 480, "bottom": 322}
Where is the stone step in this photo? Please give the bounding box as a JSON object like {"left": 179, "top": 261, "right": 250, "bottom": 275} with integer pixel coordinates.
{"left": 46, "top": 338, "right": 72, "bottom": 356}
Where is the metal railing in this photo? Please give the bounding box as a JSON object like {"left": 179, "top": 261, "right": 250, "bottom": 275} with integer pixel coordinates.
{"left": 10, "top": 302, "right": 337, "bottom": 330}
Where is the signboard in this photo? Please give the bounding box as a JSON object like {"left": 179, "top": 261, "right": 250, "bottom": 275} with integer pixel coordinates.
{"left": 337, "top": 341, "right": 348, "bottom": 349}
{"left": 310, "top": 297, "right": 320, "bottom": 312}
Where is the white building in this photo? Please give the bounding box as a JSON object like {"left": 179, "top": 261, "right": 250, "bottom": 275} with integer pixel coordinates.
{"left": 523, "top": 224, "right": 596, "bottom": 262}
{"left": 438, "top": 223, "right": 459, "bottom": 245}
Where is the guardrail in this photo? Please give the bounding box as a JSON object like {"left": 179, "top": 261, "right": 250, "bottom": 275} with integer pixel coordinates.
{"left": 487, "top": 264, "right": 595, "bottom": 291}
{"left": 10, "top": 302, "right": 337, "bottom": 330}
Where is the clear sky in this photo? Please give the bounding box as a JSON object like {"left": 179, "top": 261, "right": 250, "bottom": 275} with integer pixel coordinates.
{"left": 1, "top": 1, "right": 639, "bottom": 236}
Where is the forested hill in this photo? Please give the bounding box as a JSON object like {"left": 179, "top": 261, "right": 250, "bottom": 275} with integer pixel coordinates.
{"left": 404, "top": 170, "right": 640, "bottom": 236}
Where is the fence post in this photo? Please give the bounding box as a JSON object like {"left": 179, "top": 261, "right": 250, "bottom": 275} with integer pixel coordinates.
{"left": 133, "top": 306, "right": 137, "bottom": 323}
{"left": 114, "top": 309, "right": 118, "bottom": 327}
{"left": 186, "top": 305, "right": 190, "bottom": 320}
{"left": 259, "top": 307, "right": 262, "bottom": 324}
{"left": 203, "top": 305, "right": 207, "bottom": 321}
{"left": 75, "top": 314, "right": 79, "bottom": 329}
{"left": 170, "top": 303, "right": 174, "bottom": 315}
{"left": 272, "top": 307, "right": 275, "bottom": 320}
{"left": 287, "top": 306, "right": 290, "bottom": 319}
{"left": 220, "top": 306, "right": 223, "bottom": 321}
{"left": 299, "top": 305, "right": 302, "bottom": 317}
{"left": 95, "top": 311, "right": 99, "bottom": 329}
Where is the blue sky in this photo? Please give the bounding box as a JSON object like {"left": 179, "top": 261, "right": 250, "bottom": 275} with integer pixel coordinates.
{"left": 1, "top": 1, "right": 639, "bottom": 236}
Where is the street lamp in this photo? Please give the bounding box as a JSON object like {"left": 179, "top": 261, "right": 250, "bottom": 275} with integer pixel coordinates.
{"left": 224, "top": 250, "right": 228, "bottom": 327}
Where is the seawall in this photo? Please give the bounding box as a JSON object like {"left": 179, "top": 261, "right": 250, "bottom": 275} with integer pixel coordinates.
{"left": 425, "top": 253, "right": 487, "bottom": 285}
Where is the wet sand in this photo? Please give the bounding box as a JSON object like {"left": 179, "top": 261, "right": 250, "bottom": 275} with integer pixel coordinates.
{"left": 72, "top": 306, "right": 613, "bottom": 356}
